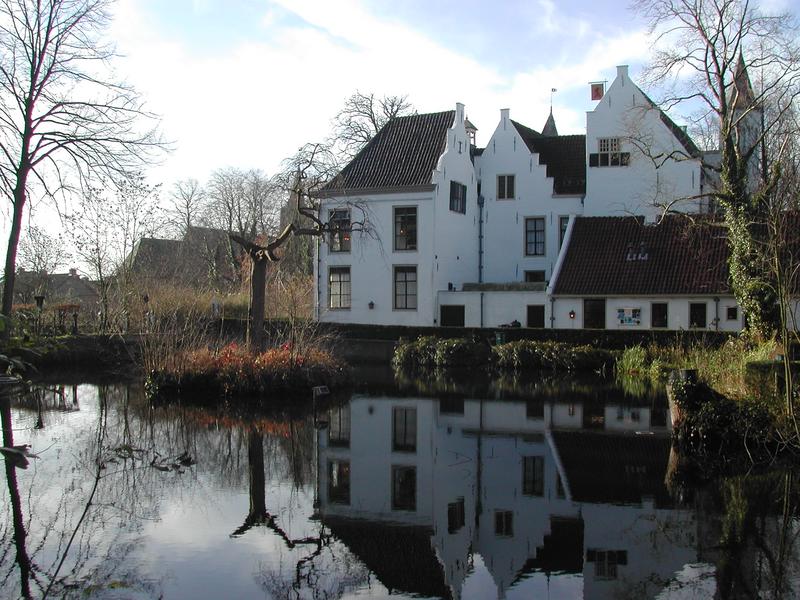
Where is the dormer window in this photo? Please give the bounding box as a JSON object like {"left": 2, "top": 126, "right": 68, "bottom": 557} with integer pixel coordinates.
{"left": 589, "top": 138, "right": 630, "bottom": 167}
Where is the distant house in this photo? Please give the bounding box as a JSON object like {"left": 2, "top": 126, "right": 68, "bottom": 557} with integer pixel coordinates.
{"left": 125, "top": 226, "right": 245, "bottom": 290}
{"left": 315, "top": 64, "right": 767, "bottom": 332}
{"left": 14, "top": 268, "right": 100, "bottom": 307}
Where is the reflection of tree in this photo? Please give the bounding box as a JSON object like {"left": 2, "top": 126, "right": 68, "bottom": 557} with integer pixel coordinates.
{"left": 2, "top": 394, "right": 33, "bottom": 599}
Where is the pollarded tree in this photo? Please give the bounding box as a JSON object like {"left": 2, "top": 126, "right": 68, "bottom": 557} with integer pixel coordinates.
{"left": 0, "top": 0, "right": 163, "bottom": 338}
{"left": 635, "top": 0, "right": 800, "bottom": 335}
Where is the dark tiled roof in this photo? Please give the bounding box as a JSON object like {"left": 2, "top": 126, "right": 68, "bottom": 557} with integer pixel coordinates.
{"left": 512, "top": 121, "right": 586, "bottom": 195}
{"left": 324, "top": 517, "right": 451, "bottom": 599}
{"left": 553, "top": 215, "right": 730, "bottom": 296}
{"left": 552, "top": 431, "right": 673, "bottom": 506}
{"left": 14, "top": 270, "right": 99, "bottom": 305}
{"left": 324, "top": 111, "right": 455, "bottom": 192}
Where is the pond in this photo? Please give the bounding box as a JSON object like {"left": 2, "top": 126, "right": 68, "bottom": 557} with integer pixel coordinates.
{"left": 1, "top": 367, "right": 798, "bottom": 599}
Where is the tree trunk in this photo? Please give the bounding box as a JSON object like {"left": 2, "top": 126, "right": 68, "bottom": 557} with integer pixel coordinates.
{"left": 1, "top": 183, "right": 28, "bottom": 341}
{"left": 248, "top": 255, "right": 267, "bottom": 353}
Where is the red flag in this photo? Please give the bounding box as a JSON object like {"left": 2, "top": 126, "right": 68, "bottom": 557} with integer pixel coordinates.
{"left": 591, "top": 82, "right": 605, "bottom": 101}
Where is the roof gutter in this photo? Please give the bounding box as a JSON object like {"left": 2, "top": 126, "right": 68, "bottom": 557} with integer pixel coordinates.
{"left": 317, "top": 184, "right": 436, "bottom": 199}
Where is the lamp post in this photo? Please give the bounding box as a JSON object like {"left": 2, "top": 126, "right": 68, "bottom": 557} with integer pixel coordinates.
{"left": 34, "top": 295, "right": 45, "bottom": 337}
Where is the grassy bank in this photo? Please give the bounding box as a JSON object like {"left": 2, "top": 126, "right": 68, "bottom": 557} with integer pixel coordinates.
{"left": 393, "top": 336, "right": 612, "bottom": 372}
{"left": 615, "top": 337, "right": 779, "bottom": 398}
{"left": 146, "top": 342, "right": 350, "bottom": 402}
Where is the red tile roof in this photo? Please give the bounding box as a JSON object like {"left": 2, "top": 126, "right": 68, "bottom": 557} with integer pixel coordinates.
{"left": 512, "top": 121, "right": 586, "bottom": 195}
{"left": 323, "top": 110, "right": 454, "bottom": 192}
{"left": 553, "top": 215, "right": 731, "bottom": 296}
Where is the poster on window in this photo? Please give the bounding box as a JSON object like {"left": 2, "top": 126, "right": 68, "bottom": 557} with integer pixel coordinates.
{"left": 617, "top": 307, "right": 641, "bottom": 326}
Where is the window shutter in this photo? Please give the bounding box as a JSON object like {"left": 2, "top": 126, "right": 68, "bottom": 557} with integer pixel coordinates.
{"left": 621, "top": 152, "right": 631, "bottom": 166}
{"left": 616, "top": 551, "right": 627, "bottom": 565}
{"left": 589, "top": 153, "right": 599, "bottom": 167}
{"left": 508, "top": 175, "right": 515, "bottom": 199}
{"left": 586, "top": 549, "right": 597, "bottom": 562}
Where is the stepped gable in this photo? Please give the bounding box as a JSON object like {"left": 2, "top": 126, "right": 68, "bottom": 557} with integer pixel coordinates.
{"left": 323, "top": 110, "right": 455, "bottom": 192}
{"left": 553, "top": 215, "right": 731, "bottom": 296}
{"left": 512, "top": 120, "right": 586, "bottom": 195}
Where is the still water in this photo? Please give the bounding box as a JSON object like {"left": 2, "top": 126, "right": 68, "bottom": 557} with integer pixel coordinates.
{"left": 1, "top": 368, "right": 798, "bottom": 599}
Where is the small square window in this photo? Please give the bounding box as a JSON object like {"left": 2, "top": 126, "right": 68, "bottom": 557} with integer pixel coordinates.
{"left": 449, "top": 181, "right": 467, "bottom": 213}
{"left": 392, "top": 466, "right": 416, "bottom": 511}
{"left": 328, "top": 208, "right": 351, "bottom": 252}
{"left": 494, "top": 510, "right": 513, "bottom": 536}
{"left": 651, "top": 302, "right": 668, "bottom": 328}
{"left": 524, "top": 270, "right": 546, "bottom": 283}
{"left": 448, "top": 498, "right": 465, "bottom": 533}
{"left": 394, "top": 207, "right": 417, "bottom": 251}
{"left": 328, "top": 460, "right": 350, "bottom": 504}
{"left": 498, "top": 174, "right": 515, "bottom": 200}
{"left": 689, "top": 302, "right": 707, "bottom": 328}
{"left": 727, "top": 306, "right": 738, "bottom": 321}
{"left": 525, "top": 218, "right": 545, "bottom": 256}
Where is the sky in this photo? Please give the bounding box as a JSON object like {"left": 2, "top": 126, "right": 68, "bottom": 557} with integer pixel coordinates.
{"left": 105, "top": 0, "right": 656, "bottom": 184}
{"left": 9, "top": 0, "right": 794, "bottom": 265}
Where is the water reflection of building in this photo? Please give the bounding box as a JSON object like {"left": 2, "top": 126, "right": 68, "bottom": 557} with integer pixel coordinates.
{"left": 318, "top": 394, "right": 697, "bottom": 599}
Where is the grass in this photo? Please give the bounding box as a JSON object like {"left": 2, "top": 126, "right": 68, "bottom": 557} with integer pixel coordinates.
{"left": 615, "top": 337, "right": 779, "bottom": 398}
{"left": 146, "top": 342, "right": 349, "bottom": 402}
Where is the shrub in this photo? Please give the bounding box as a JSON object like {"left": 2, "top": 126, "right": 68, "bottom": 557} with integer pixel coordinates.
{"left": 434, "top": 338, "right": 491, "bottom": 368}
{"left": 616, "top": 345, "right": 648, "bottom": 376}
{"left": 492, "top": 340, "right": 611, "bottom": 371}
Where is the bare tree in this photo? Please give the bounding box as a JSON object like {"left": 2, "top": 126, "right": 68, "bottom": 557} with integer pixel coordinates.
{"left": 331, "top": 91, "right": 414, "bottom": 159}
{"left": 17, "top": 224, "right": 69, "bottom": 275}
{"left": 634, "top": 0, "right": 800, "bottom": 335}
{"left": 0, "top": 0, "right": 163, "bottom": 338}
{"left": 167, "top": 178, "right": 205, "bottom": 237}
{"left": 203, "top": 167, "right": 281, "bottom": 284}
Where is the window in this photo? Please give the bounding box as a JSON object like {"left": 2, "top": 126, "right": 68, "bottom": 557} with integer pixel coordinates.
{"left": 448, "top": 498, "right": 465, "bottom": 533}
{"left": 589, "top": 137, "right": 630, "bottom": 167}
{"left": 329, "top": 208, "right": 351, "bottom": 252}
{"left": 651, "top": 302, "right": 668, "bottom": 328}
{"left": 494, "top": 510, "right": 513, "bottom": 536}
{"left": 559, "top": 216, "right": 570, "bottom": 248}
{"left": 525, "top": 218, "right": 545, "bottom": 256}
{"left": 328, "top": 404, "right": 350, "bottom": 447}
{"left": 440, "top": 305, "right": 465, "bottom": 326}
{"left": 727, "top": 306, "right": 739, "bottom": 321}
{"left": 449, "top": 181, "right": 467, "bottom": 213}
{"left": 527, "top": 305, "right": 545, "bottom": 328}
{"left": 328, "top": 267, "right": 351, "bottom": 309}
{"left": 394, "top": 266, "right": 417, "bottom": 310}
{"left": 523, "top": 456, "right": 544, "bottom": 496}
{"left": 393, "top": 407, "right": 417, "bottom": 452}
{"left": 584, "top": 298, "right": 606, "bottom": 329}
{"left": 328, "top": 460, "right": 350, "bottom": 504}
{"left": 394, "top": 207, "right": 417, "bottom": 251}
{"left": 497, "top": 174, "right": 515, "bottom": 199}
{"left": 524, "top": 270, "right": 546, "bottom": 283}
{"left": 586, "top": 550, "right": 627, "bottom": 579}
{"left": 392, "top": 466, "right": 416, "bottom": 511}
{"left": 690, "top": 302, "right": 707, "bottom": 328}
{"left": 439, "top": 395, "right": 464, "bottom": 415}
{"left": 526, "top": 399, "right": 544, "bottom": 419}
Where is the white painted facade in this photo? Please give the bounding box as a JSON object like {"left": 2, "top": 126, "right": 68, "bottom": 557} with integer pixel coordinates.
{"left": 315, "top": 67, "right": 749, "bottom": 332}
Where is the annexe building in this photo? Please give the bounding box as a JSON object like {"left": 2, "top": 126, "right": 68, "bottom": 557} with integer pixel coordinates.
{"left": 316, "top": 65, "right": 752, "bottom": 331}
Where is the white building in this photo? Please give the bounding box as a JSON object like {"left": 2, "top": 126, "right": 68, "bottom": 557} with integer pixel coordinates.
{"left": 315, "top": 65, "right": 758, "bottom": 331}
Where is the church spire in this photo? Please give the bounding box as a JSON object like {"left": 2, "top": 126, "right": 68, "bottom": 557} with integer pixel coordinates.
{"left": 730, "top": 53, "right": 757, "bottom": 110}
{"left": 542, "top": 108, "right": 558, "bottom": 136}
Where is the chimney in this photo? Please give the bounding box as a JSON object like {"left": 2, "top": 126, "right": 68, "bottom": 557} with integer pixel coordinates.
{"left": 455, "top": 102, "right": 465, "bottom": 124}
{"left": 69, "top": 268, "right": 78, "bottom": 277}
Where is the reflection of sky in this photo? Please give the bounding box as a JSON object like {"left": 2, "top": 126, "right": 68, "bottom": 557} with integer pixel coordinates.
{"left": 462, "top": 554, "right": 584, "bottom": 599}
